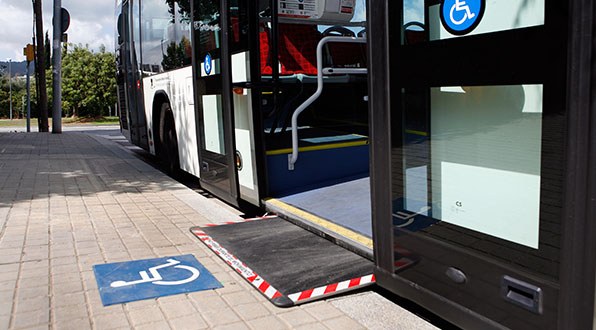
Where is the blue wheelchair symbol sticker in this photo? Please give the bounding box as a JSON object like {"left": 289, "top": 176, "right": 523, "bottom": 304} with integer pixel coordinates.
{"left": 204, "top": 53, "right": 212, "bottom": 75}
{"left": 440, "top": 0, "right": 485, "bottom": 35}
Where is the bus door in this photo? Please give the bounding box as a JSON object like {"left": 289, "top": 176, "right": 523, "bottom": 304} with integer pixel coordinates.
{"left": 116, "top": 0, "right": 148, "bottom": 150}
{"left": 191, "top": 0, "right": 240, "bottom": 206}
{"left": 116, "top": 1, "right": 132, "bottom": 140}
{"left": 370, "top": 0, "right": 569, "bottom": 328}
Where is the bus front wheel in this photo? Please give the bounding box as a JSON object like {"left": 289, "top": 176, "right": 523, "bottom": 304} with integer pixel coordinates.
{"left": 158, "top": 103, "right": 180, "bottom": 176}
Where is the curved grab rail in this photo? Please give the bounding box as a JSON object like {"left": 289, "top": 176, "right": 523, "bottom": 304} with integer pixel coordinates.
{"left": 288, "top": 36, "right": 367, "bottom": 170}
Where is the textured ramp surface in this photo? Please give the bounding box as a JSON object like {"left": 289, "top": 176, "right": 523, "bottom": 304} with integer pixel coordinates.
{"left": 196, "top": 218, "right": 374, "bottom": 305}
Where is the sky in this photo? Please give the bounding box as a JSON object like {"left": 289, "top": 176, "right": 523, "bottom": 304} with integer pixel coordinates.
{"left": 0, "top": 0, "right": 115, "bottom": 62}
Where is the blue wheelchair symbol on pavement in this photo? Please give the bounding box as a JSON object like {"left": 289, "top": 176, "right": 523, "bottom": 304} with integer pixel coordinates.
{"left": 204, "top": 53, "right": 212, "bottom": 75}
{"left": 440, "top": 0, "right": 485, "bottom": 35}
{"left": 93, "top": 254, "right": 222, "bottom": 306}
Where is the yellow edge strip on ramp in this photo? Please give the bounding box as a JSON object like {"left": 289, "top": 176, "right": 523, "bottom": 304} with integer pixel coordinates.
{"left": 266, "top": 198, "right": 373, "bottom": 249}
{"left": 266, "top": 140, "right": 368, "bottom": 156}
{"left": 405, "top": 129, "right": 428, "bottom": 137}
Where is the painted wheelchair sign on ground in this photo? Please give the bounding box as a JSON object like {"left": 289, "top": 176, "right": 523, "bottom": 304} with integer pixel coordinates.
{"left": 93, "top": 254, "right": 222, "bottom": 306}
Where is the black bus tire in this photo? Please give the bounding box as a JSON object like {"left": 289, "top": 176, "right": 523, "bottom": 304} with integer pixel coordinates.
{"left": 158, "top": 103, "right": 180, "bottom": 176}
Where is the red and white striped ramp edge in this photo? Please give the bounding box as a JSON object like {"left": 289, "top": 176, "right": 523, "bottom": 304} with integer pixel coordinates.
{"left": 191, "top": 224, "right": 376, "bottom": 306}
{"left": 287, "top": 274, "right": 375, "bottom": 304}
{"left": 203, "top": 214, "right": 278, "bottom": 227}
{"left": 191, "top": 227, "right": 283, "bottom": 301}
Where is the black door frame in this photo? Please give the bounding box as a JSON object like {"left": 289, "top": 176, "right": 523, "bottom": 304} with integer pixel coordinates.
{"left": 130, "top": 0, "right": 149, "bottom": 151}
{"left": 117, "top": 0, "right": 135, "bottom": 139}
{"left": 115, "top": 1, "right": 130, "bottom": 134}
{"left": 368, "top": 0, "right": 596, "bottom": 328}
{"left": 558, "top": 0, "right": 596, "bottom": 328}
{"left": 119, "top": 0, "right": 147, "bottom": 150}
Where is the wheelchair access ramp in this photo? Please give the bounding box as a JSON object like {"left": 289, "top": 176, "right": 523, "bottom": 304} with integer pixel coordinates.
{"left": 190, "top": 216, "right": 375, "bottom": 307}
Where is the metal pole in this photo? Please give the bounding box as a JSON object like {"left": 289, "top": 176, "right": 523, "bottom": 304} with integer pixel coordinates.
{"left": 288, "top": 36, "right": 367, "bottom": 170}
{"left": 34, "top": 0, "right": 49, "bottom": 132}
{"left": 8, "top": 59, "right": 12, "bottom": 120}
{"left": 26, "top": 61, "right": 31, "bottom": 132}
{"left": 52, "top": 0, "right": 62, "bottom": 133}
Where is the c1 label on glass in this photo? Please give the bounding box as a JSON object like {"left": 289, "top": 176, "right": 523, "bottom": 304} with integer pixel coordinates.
{"left": 204, "top": 53, "right": 212, "bottom": 75}
{"left": 440, "top": 0, "right": 485, "bottom": 36}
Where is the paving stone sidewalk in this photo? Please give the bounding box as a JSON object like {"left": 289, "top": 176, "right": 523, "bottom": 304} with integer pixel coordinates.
{"left": 0, "top": 130, "right": 437, "bottom": 330}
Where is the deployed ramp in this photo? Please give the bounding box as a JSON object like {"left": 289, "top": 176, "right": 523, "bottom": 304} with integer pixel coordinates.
{"left": 190, "top": 216, "right": 374, "bottom": 307}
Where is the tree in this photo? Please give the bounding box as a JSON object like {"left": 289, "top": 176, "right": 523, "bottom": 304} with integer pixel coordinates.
{"left": 162, "top": 37, "right": 191, "bottom": 71}
{"left": 0, "top": 74, "right": 10, "bottom": 118}
{"left": 166, "top": 0, "right": 218, "bottom": 23}
{"left": 166, "top": 0, "right": 192, "bottom": 23}
{"left": 61, "top": 45, "right": 116, "bottom": 118}
{"left": 0, "top": 73, "right": 28, "bottom": 119}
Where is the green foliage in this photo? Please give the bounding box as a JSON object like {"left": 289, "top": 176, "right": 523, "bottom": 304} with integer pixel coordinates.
{"left": 61, "top": 44, "right": 116, "bottom": 118}
{"left": 0, "top": 71, "right": 30, "bottom": 119}
{"left": 162, "top": 37, "right": 191, "bottom": 71}
{"left": 0, "top": 45, "right": 116, "bottom": 119}
{"left": 166, "top": 0, "right": 192, "bottom": 23}
{"left": 166, "top": 0, "right": 218, "bottom": 23}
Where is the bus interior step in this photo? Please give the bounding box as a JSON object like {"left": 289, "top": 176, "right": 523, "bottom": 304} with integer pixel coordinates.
{"left": 190, "top": 217, "right": 375, "bottom": 307}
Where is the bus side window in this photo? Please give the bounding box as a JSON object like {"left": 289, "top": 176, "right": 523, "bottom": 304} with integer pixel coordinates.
{"left": 231, "top": 16, "right": 240, "bottom": 43}
{"left": 229, "top": 1, "right": 249, "bottom": 52}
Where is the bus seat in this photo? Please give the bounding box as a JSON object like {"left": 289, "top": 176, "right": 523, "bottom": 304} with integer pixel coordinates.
{"left": 231, "top": 16, "right": 240, "bottom": 43}
{"left": 260, "top": 25, "right": 273, "bottom": 75}
{"left": 322, "top": 26, "right": 366, "bottom": 69}
{"left": 403, "top": 22, "right": 427, "bottom": 45}
{"left": 278, "top": 23, "right": 320, "bottom": 75}
{"left": 326, "top": 43, "right": 367, "bottom": 69}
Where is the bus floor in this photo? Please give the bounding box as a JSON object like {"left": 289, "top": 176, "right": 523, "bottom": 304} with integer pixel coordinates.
{"left": 265, "top": 176, "right": 373, "bottom": 259}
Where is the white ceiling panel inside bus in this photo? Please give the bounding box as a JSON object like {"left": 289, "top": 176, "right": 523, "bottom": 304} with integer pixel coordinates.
{"left": 258, "top": 0, "right": 365, "bottom": 25}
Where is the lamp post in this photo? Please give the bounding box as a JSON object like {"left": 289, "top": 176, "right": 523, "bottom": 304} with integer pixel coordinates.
{"left": 52, "top": 0, "right": 62, "bottom": 133}
{"left": 8, "top": 59, "right": 12, "bottom": 120}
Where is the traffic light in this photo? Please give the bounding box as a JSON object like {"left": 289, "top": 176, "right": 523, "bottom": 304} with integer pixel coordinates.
{"left": 23, "top": 44, "right": 35, "bottom": 62}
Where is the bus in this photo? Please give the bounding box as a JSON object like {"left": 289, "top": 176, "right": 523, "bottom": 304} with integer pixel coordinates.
{"left": 115, "top": 0, "right": 372, "bottom": 256}
{"left": 116, "top": 0, "right": 596, "bottom": 328}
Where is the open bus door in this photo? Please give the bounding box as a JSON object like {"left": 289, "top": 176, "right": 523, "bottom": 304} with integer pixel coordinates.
{"left": 116, "top": 0, "right": 148, "bottom": 150}
{"left": 186, "top": 2, "right": 378, "bottom": 306}
{"left": 255, "top": 0, "right": 372, "bottom": 255}
{"left": 368, "top": 0, "right": 596, "bottom": 328}
{"left": 191, "top": 0, "right": 374, "bottom": 255}
{"left": 116, "top": 1, "right": 132, "bottom": 141}
{"left": 191, "top": 0, "right": 242, "bottom": 206}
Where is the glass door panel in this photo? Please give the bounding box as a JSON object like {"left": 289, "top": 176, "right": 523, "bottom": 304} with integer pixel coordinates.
{"left": 383, "top": 0, "right": 568, "bottom": 328}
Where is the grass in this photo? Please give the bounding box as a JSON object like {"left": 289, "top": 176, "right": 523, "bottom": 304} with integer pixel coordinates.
{"left": 0, "top": 116, "right": 120, "bottom": 127}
